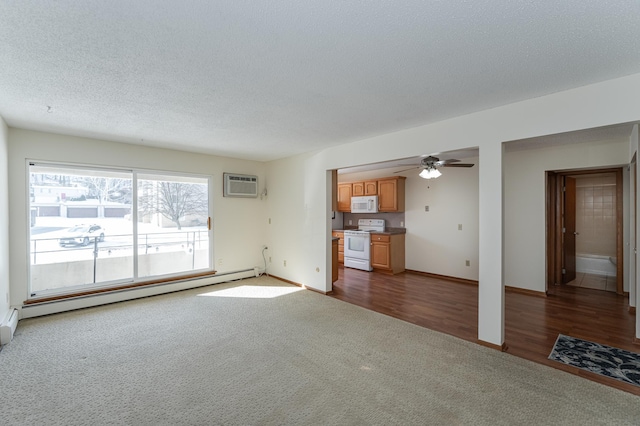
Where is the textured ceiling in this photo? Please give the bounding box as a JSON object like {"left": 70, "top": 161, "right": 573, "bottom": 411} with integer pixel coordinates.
{"left": 1, "top": 1, "right": 639, "bottom": 161}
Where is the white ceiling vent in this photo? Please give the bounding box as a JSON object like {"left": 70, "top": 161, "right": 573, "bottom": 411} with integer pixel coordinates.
{"left": 223, "top": 173, "right": 258, "bottom": 198}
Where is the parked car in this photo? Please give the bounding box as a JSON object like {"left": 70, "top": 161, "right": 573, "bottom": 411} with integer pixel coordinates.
{"left": 59, "top": 224, "right": 105, "bottom": 247}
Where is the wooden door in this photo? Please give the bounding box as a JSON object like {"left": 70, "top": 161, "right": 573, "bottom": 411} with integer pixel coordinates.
{"left": 546, "top": 172, "right": 559, "bottom": 289}
{"left": 562, "top": 176, "right": 577, "bottom": 284}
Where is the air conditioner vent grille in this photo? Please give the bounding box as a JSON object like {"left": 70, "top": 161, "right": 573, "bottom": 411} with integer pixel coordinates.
{"left": 223, "top": 173, "right": 258, "bottom": 198}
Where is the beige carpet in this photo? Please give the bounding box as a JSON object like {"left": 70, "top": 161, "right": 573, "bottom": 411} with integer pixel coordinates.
{"left": 1, "top": 276, "right": 639, "bottom": 425}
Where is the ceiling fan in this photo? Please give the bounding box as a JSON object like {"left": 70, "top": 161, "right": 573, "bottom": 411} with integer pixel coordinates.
{"left": 395, "top": 156, "right": 474, "bottom": 179}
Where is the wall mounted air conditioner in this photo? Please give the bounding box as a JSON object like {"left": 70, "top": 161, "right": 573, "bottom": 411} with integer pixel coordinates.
{"left": 223, "top": 173, "right": 258, "bottom": 198}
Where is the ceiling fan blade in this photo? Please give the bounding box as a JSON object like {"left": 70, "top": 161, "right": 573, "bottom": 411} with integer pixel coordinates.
{"left": 394, "top": 166, "right": 420, "bottom": 173}
{"left": 441, "top": 163, "right": 474, "bottom": 168}
{"left": 435, "top": 158, "right": 460, "bottom": 166}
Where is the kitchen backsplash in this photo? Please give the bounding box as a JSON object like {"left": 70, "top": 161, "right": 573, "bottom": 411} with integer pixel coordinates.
{"left": 341, "top": 212, "right": 405, "bottom": 228}
{"left": 331, "top": 211, "right": 344, "bottom": 230}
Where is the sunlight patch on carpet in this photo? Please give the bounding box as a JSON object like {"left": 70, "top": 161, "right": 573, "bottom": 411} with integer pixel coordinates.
{"left": 197, "top": 285, "right": 303, "bottom": 299}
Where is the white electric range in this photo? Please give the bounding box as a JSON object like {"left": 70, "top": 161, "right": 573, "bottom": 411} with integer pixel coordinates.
{"left": 343, "top": 219, "right": 385, "bottom": 271}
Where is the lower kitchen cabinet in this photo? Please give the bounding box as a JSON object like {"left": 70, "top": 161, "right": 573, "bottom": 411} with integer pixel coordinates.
{"left": 332, "top": 238, "right": 339, "bottom": 282}
{"left": 371, "top": 233, "right": 405, "bottom": 274}
{"left": 332, "top": 231, "right": 344, "bottom": 263}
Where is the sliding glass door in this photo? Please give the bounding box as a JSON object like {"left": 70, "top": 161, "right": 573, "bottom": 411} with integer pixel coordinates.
{"left": 137, "top": 173, "right": 209, "bottom": 278}
{"left": 28, "top": 163, "right": 212, "bottom": 298}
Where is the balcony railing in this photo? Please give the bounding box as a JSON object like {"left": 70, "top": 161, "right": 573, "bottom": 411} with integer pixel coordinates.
{"left": 30, "top": 230, "right": 210, "bottom": 286}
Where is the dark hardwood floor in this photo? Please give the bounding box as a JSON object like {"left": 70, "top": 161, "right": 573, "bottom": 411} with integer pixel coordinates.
{"left": 329, "top": 266, "right": 639, "bottom": 395}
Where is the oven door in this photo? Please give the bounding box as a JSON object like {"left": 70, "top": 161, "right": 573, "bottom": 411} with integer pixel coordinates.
{"left": 344, "top": 232, "right": 372, "bottom": 271}
{"left": 344, "top": 232, "right": 371, "bottom": 260}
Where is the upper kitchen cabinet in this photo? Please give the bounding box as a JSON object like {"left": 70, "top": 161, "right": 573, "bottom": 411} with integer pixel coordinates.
{"left": 378, "top": 176, "right": 406, "bottom": 212}
{"left": 352, "top": 180, "right": 378, "bottom": 196}
{"left": 337, "top": 183, "right": 352, "bottom": 212}
{"left": 352, "top": 181, "right": 365, "bottom": 197}
{"left": 364, "top": 180, "right": 378, "bottom": 195}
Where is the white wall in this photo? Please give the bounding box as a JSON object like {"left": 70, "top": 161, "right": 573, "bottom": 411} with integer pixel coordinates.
{"left": 504, "top": 138, "right": 630, "bottom": 292}
{"left": 265, "top": 72, "right": 640, "bottom": 346}
{"left": 406, "top": 159, "right": 479, "bottom": 280}
{"left": 0, "top": 116, "right": 9, "bottom": 326}
{"left": 265, "top": 151, "right": 333, "bottom": 289}
{"left": 8, "top": 129, "right": 268, "bottom": 316}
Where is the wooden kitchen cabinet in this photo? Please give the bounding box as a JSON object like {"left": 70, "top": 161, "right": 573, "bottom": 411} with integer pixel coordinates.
{"left": 337, "top": 176, "right": 404, "bottom": 212}
{"left": 337, "top": 184, "right": 352, "bottom": 212}
{"left": 377, "top": 176, "right": 406, "bottom": 212}
{"left": 352, "top": 181, "right": 365, "bottom": 197}
{"left": 332, "top": 238, "right": 339, "bottom": 282}
{"left": 332, "top": 231, "right": 344, "bottom": 263}
{"left": 371, "top": 236, "right": 391, "bottom": 269}
{"left": 371, "top": 233, "right": 405, "bottom": 274}
{"left": 364, "top": 180, "right": 378, "bottom": 195}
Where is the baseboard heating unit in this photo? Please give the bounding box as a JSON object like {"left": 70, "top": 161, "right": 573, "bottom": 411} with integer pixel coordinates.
{"left": 0, "top": 309, "right": 19, "bottom": 345}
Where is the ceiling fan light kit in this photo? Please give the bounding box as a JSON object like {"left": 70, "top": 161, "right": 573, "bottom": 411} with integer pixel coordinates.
{"left": 395, "top": 155, "right": 475, "bottom": 179}
{"left": 419, "top": 167, "right": 442, "bottom": 179}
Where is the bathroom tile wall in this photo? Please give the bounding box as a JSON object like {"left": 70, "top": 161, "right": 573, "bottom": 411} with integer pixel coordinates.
{"left": 575, "top": 174, "right": 616, "bottom": 257}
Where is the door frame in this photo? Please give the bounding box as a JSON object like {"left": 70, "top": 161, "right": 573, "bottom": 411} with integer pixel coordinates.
{"left": 546, "top": 167, "right": 624, "bottom": 294}
{"left": 563, "top": 176, "right": 577, "bottom": 284}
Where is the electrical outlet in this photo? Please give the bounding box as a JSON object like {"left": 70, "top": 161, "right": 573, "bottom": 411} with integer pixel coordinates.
{"left": 269, "top": 256, "right": 272, "bottom": 263}
{"left": 400, "top": 221, "right": 404, "bottom": 227}
{"left": 425, "top": 206, "right": 429, "bottom": 212}
{"left": 284, "top": 260, "right": 287, "bottom": 267}
{"left": 218, "top": 258, "right": 223, "bottom": 265}
{"left": 465, "top": 260, "right": 470, "bottom": 267}
{"left": 458, "top": 224, "right": 462, "bottom": 231}
{"left": 349, "top": 220, "right": 352, "bottom": 225}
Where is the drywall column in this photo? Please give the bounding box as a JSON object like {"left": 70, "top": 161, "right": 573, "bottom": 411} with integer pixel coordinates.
{"left": 633, "top": 124, "right": 640, "bottom": 339}
{"left": 623, "top": 162, "right": 636, "bottom": 306}
{"left": 478, "top": 142, "right": 504, "bottom": 347}
{"left": 630, "top": 125, "right": 638, "bottom": 312}
{"left": 326, "top": 169, "right": 334, "bottom": 292}
{"left": 0, "top": 116, "right": 9, "bottom": 327}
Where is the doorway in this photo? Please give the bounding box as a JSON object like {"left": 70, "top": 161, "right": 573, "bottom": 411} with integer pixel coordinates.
{"left": 546, "top": 168, "right": 623, "bottom": 294}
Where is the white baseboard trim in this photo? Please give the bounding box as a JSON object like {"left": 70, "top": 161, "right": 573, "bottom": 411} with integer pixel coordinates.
{"left": 20, "top": 269, "right": 256, "bottom": 319}
{"left": 0, "top": 309, "right": 19, "bottom": 345}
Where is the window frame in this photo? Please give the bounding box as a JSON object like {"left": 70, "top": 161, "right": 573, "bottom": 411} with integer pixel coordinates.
{"left": 26, "top": 160, "right": 214, "bottom": 299}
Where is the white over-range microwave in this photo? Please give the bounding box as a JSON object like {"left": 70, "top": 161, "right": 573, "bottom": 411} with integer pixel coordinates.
{"left": 351, "top": 196, "right": 379, "bottom": 213}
